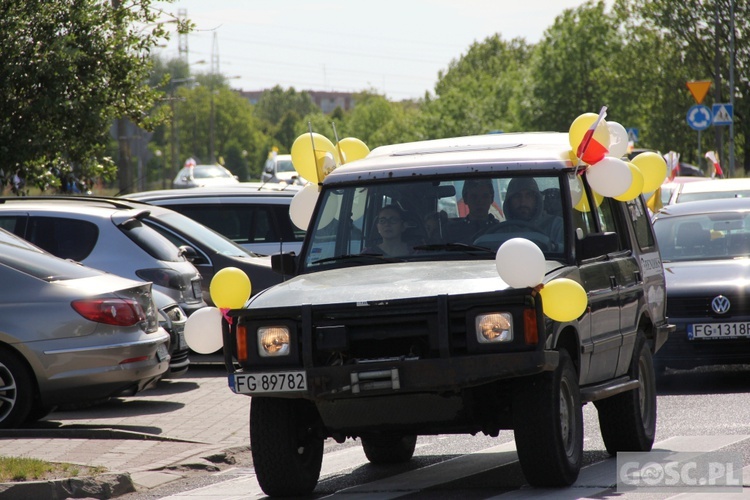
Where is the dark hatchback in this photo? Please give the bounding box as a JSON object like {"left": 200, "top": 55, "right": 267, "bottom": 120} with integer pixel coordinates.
{"left": 652, "top": 198, "right": 750, "bottom": 370}
{"left": 101, "top": 196, "right": 288, "bottom": 305}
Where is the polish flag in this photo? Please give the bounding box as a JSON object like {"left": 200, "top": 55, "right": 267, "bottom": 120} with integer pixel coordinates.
{"left": 577, "top": 106, "right": 609, "bottom": 165}
{"left": 705, "top": 151, "right": 723, "bottom": 178}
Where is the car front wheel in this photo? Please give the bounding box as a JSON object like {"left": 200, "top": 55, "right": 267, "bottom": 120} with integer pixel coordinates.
{"left": 512, "top": 349, "right": 583, "bottom": 487}
{"left": 250, "top": 397, "right": 323, "bottom": 497}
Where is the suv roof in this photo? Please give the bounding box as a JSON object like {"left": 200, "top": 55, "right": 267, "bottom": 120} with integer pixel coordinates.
{"left": 326, "top": 132, "right": 574, "bottom": 183}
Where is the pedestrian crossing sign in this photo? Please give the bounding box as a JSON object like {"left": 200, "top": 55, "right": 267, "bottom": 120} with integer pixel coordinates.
{"left": 712, "top": 103, "right": 733, "bottom": 126}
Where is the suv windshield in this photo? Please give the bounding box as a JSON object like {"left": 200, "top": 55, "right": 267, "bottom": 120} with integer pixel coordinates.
{"left": 302, "top": 174, "right": 569, "bottom": 271}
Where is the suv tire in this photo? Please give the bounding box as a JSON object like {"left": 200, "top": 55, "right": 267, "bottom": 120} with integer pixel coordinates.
{"left": 512, "top": 349, "right": 582, "bottom": 487}
{"left": 361, "top": 434, "right": 417, "bottom": 464}
{"left": 595, "top": 331, "right": 656, "bottom": 455}
{"left": 250, "top": 397, "right": 323, "bottom": 497}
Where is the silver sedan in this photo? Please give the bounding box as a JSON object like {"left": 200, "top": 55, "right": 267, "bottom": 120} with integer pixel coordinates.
{"left": 0, "top": 229, "right": 170, "bottom": 427}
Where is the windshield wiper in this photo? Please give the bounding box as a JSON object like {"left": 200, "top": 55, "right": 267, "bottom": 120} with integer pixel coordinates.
{"left": 312, "top": 253, "right": 401, "bottom": 265}
{"left": 413, "top": 243, "right": 496, "bottom": 255}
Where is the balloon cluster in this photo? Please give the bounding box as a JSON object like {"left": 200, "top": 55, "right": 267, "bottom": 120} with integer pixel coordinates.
{"left": 495, "top": 238, "right": 587, "bottom": 322}
{"left": 290, "top": 133, "right": 369, "bottom": 185}
{"left": 184, "top": 267, "right": 253, "bottom": 354}
{"left": 568, "top": 111, "right": 667, "bottom": 203}
{"left": 288, "top": 132, "right": 370, "bottom": 231}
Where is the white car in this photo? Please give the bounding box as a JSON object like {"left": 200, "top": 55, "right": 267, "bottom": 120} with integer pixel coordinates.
{"left": 670, "top": 178, "right": 750, "bottom": 204}
{"left": 173, "top": 163, "right": 240, "bottom": 189}
{"left": 261, "top": 154, "right": 307, "bottom": 185}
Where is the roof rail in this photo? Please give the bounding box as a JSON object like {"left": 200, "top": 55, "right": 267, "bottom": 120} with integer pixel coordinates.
{"left": 0, "top": 195, "right": 140, "bottom": 210}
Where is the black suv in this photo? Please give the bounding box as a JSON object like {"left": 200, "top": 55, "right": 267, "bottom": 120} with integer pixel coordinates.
{"left": 222, "top": 132, "right": 673, "bottom": 496}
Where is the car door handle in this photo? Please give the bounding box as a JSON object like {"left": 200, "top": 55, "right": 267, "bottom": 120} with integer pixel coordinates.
{"left": 609, "top": 275, "right": 617, "bottom": 289}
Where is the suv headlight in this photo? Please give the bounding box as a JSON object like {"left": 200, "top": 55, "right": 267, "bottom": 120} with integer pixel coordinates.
{"left": 475, "top": 313, "right": 513, "bottom": 343}
{"left": 258, "top": 326, "right": 291, "bottom": 357}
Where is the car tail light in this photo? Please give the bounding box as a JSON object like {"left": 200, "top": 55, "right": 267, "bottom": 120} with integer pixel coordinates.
{"left": 136, "top": 268, "right": 188, "bottom": 291}
{"left": 71, "top": 298, "right": 146, "bottom": 326}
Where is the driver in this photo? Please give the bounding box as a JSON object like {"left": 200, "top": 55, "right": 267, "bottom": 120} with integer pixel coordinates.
{"left": 501, "top": 177, "right": 564, "bottom": 248}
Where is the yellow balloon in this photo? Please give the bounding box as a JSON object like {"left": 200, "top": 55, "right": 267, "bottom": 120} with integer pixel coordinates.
{"left": 568, "top": 113, "right": 610, "bottom": 154}
{"left": 291, "top": 133, "right": 336, "bottom": 183}
{"left": 337, "top": 137, "right": 370, "bottom": 164}
{"left": 614, "top": 163, "right": 645, "bottom": 201}
{"left": 540, "top": 278, "right": 587, "bottom": 322}
{"left": 574, "top": 187, "right": 604, "bottom": 212}
{"left": 631, "top": 152, "right": 667, "bottom": 193}
{"left": 210, "top": 267, "right": 252, "bottom": 309}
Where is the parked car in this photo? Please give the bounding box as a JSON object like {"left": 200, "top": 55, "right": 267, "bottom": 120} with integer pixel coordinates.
{"left": 224, "top": 131, "right": 671, "bottom": 495}
{"left": 0, "top": 227, "right": 170, "bottom": 427}
{"left": 669, "top": 178, "right": 750, "bottom": 205}
{"left": 107, "top": 195, "right": 288, "bottom": 304}
{"left": 652, "top": 198, "right": 750, "bottom": 371}
{"left": 0, "top": 197, "right": 206, "bottom": 316}
{"left": 153, "top": 291, "right": 189, "bottom": 377}
{"left": 261, "top": 153, "right": 306, "bottom": 185}
{"left": 126, "top": 185, "right": 305, "bottom": 256}
{"left": 659, "top": 176, "right": 711, "bottom": 206}
{"left": 173, "top": 163, "right": 240, "bottom": 189}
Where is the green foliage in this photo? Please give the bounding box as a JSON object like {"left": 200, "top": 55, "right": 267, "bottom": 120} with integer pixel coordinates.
{"left": 0, "top": 0, "right": 186, "bottom": 194}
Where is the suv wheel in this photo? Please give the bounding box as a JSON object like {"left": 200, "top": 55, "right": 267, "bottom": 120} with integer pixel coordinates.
{"left": 512, "top": 349, "right": 582, "bottom": 487}
{"left": 361, "top": 434, "right": 417, "bottom": 464}
{"left": 595, "top": 331, "right": 656, "bottom": 455}
{"left": 250, "top": 397, "right": 323, "bottom": 497}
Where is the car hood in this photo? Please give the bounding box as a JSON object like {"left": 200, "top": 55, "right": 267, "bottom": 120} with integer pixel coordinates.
{"left": 248, "top": 260, "right": 564, "bottom": 309}
{"left": 663, "top": 259, "right": 750, "bottom": 293}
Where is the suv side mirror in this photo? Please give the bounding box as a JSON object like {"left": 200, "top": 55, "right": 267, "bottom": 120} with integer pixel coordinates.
{"left": 576, "top": 232, "right": 619, "bottom": 261}
{"left": 272, "top": 252, "right": 297, "bottom": 275}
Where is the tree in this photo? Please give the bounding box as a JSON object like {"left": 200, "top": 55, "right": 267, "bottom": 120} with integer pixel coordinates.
{"left": 421, "top": 35, "right": 532, "bottom": 138}
{"left": 631, "top": 0, "right": 748, "bottom": 173}
{"left": 0, "top": 0, "right": 190, "bottom": 194}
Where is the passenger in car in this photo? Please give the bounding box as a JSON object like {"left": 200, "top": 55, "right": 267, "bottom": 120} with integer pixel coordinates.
{"left": 449, "top": 179, "right": 501, "bottom": 243}
{"left": 363, "top": 205, "right": 413, "bottom": 256}
{"left": 499, "top": 177, "right": 564, "bottom": 248}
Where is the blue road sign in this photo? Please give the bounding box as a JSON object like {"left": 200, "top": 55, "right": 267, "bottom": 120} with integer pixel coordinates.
{"left": 712, "top": 103, "right": 733, "bottom": 126}
{"left": 687, "top": 105, "right": 712, "bottom": 131}
{"left": 626, "top": 128, "right": 639, "bottom": 144}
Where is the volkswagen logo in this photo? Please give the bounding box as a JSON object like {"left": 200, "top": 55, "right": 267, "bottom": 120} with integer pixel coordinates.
{"left": 711, "top": 295, "right": 731, "bottom": 314}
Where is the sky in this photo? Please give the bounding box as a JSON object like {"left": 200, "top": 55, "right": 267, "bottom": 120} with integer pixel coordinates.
{"left": 154, "top": 1, "right": 611, "bottom": 101}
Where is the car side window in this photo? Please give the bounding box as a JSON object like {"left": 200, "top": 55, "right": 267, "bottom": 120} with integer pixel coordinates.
{"left": 27, "top": 217, "right": 98, "bottom": 262}
{"left": 627, "top": 196, "right": 655, "bottom": 250}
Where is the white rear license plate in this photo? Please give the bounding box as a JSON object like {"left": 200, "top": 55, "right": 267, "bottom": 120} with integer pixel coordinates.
{"left": 689, "top": 323, "right": 750, "bottom": 339}
{"left": 192, "top": 280, "right": 202, "bottom": 299}
{"left": 156, "top": 343, "right": 170, "bottom": 362}
{"left": 231, "top": 371, "right": 307, "bottom": 394}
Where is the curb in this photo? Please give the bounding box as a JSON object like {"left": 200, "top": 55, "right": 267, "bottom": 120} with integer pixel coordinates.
{"left": 0, "top": 473, "right": 135, "bottom": 500}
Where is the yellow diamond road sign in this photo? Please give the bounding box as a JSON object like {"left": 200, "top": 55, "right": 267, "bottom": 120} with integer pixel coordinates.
{"left": 686, "top": 81, "right": 712, "bottom": 104}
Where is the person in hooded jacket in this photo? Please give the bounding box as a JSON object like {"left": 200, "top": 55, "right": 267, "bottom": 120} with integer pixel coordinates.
{"left": 499, "top": 177, "right": 564, "bottom": 250}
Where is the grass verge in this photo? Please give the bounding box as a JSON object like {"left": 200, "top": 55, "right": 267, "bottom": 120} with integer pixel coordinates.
{"left": 0, "top": 455, "right": 106, "bottom": 482}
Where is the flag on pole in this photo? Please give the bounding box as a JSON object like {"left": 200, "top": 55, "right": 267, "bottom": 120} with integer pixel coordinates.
{"left": 576, "top": 106, "right": 609, "bottom": 165}
{"left": 705, "top": 151, "right": 723, "bottom": 178}
{"left": 664, "top": 151, "right": 680, "bottom": 181}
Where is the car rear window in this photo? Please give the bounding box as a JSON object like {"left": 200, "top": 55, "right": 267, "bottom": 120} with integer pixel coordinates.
{"left": 118, "top": 218, "right": 185, "bottom": 262}
{"left": 26, "top": 217, "right": 99, "bottom": 262}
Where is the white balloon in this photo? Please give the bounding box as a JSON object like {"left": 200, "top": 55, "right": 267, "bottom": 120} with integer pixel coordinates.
{"left": 184, "top": 306, "right": 224, "bottom": 354}
{"left": 607, "top": 121, "right": 629, "bottom": 158}
{"left": 586, "top": 157, "right": 632, "bottom": 198}
{"left": 289, "top": 183, "right": 319, "bottom": 230}
{"left": 495, "top": 238, "right": 545, "bottom": 288}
